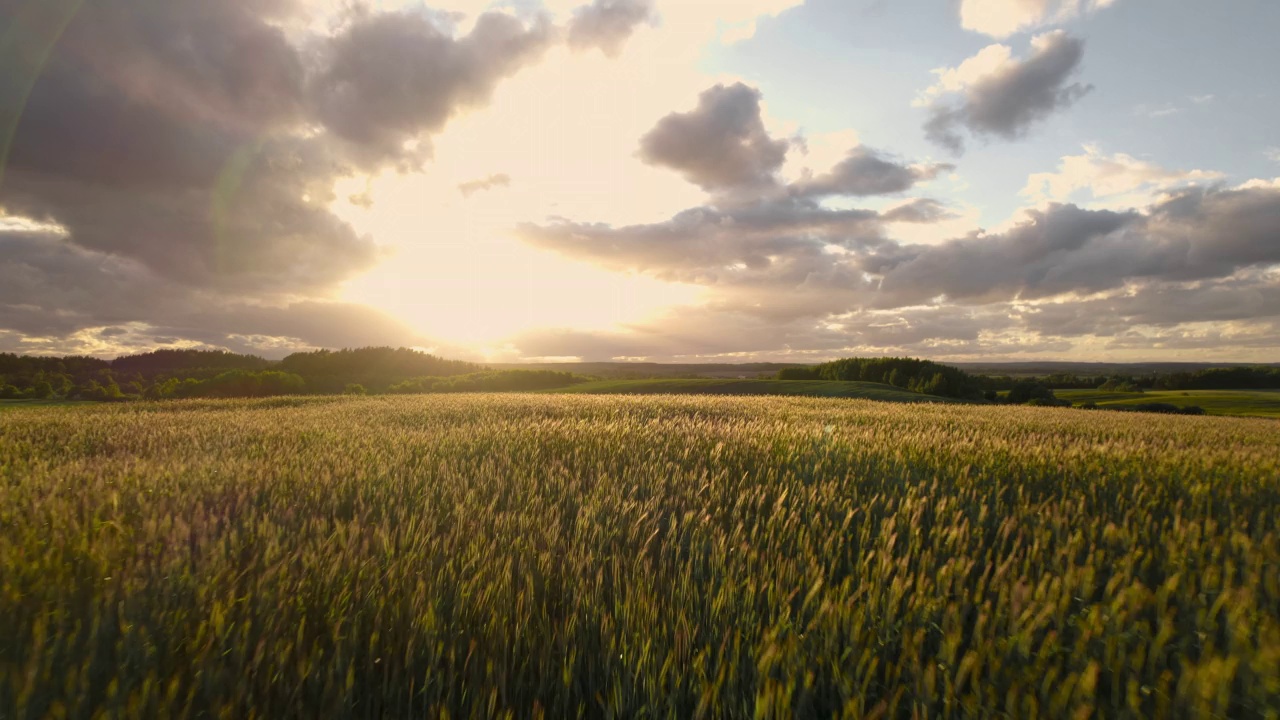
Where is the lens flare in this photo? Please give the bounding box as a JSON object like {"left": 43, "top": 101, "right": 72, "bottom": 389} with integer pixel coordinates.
{"left": 0, "top": 0, "right": 83, "bottom": 189}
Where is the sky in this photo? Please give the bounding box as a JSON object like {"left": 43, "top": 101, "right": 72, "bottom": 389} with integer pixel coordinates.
{"left": 1, "top": 0, "right": 1278, "bottom": 363}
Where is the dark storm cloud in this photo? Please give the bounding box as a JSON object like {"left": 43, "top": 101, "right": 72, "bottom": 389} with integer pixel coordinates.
{"left": 459, "top": 173, "right": 512, "bottom": 197}
{"left": 567, "top": 0, "right": 656, "bottom": 57}
{"left": 638, "top": 83, "right": 790, "bottom": 195}
{"left": 0, "top": 230, "right": 187, "bottom": 337}
{"left": 792, "top": 148, "right": 952, "bottom": 198}
{"left": 1, "top": 0, "right": 305, "bottom": 189}
{"left": 1, "top": 139, "right": 377, "bottom": 292}
{"left": 312, "top": 9, "right": 554, "bottom": 167}
{"left": 0, "top": 0, "right": 359, "bottom": 293}
{"left": 924, "top": 32, "right": 1092, "bottom": 153}
{"left": 0, "top": 0, "right": 564, "bottom": 352}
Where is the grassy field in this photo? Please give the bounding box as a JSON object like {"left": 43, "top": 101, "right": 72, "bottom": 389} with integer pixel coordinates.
{"left": 0, "top": 399, "right": 95, "bottom": 411}
{"left": 1057, "top": 389, "right": 1280, "bottom": 418}
{"left": 2, "top": 395, "right": 1278, "bottom": 718}
{"left": 559, "top": 378, "right": 960, "bottom": 403}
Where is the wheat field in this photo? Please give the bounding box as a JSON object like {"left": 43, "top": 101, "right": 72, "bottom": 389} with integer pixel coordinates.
{"left": 2, "top": 395, "right": 1277, "bottom": 718}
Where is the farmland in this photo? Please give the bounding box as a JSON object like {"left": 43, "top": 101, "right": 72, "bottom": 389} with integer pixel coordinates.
{"left": 2, "top": 395, "right": 1278, "bottom": 718}
{"left": 1057, "top": 389, "right": 1280, "bottom": 418}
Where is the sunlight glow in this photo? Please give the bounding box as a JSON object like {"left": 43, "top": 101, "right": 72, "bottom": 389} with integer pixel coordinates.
{"left": 330, "top": 33, "right": 725, "bottom": 349}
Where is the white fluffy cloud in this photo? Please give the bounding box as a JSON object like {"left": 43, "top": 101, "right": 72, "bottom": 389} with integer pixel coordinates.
{"left": 920, "top": 31, "right": 1092, "bottom": 152}
{"left": 1022, "top": 144, "right": 1225, "bottom": 207}
{"left": 915, "top": 44, "right": 1015, "bottom": 106}
{"left": 959, "top": 0, "right": 1118, "bottom": 38}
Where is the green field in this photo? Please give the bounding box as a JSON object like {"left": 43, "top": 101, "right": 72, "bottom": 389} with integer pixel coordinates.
{"left": 2, "top": 395, "right": 1278, "bottom": 718}
{"left": 559, "top": 378, "right": 961, "bottom": 403}
{"left": 1057, "top": 389, "right": 1280, "bottom": 418}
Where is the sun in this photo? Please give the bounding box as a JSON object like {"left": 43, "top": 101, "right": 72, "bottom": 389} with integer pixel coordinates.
{"left": 326, "top": 41, "right": 717, "bottom": 352}
{"left": 342, "top": 232, "right": 701, "bottom": 349}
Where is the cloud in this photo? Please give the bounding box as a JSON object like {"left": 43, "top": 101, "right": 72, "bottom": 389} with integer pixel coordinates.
{"left": 1, "top": 0, "right": 560, "bottom": 294}
{"left": 1096, "top": 320, "right": 1280, "bottom": 354}
{"left": 501, "top": 302, "right": 1074, "bottom": 362}
{"left": 870, "top": 204, "right": 1140, "bottom": 305}
{"left": 882, "top": 198, "right": 960, "bottom": 224}
{"left": 872, "top": 185, "right": 1280, "bottom": 306}
{"left": 525, "top": 177, "right": 1280, "bottom": 323}
{"left": 520, "top": 72, "right": 1280, "bottom": 360}
{"left": 638, "top": 83, "right": 790, "bottom": 195}
{"left": 312, "top": 9, "right": 554, "bottom": 167}
{"left": 1267, "top": 147, "right": 1280, "bottom": 164}
{"left": 521, "top": 198, "right": 886, "bottom": 287}
{"left": 499, "top": 271, "right": 1280, "bottom": 364}
{"left": 504, "top": 311, "right": 826, "bottom": 360}
{"left": 0, "top": 0, "right": 564, "bottom": 350}
{"left": 0, "top": 231, "right": 168, "bottom": 337}
{"left": 1018, "top": 273, "right": 1280, "bottom": 338}
{"left": 0, "top": 230, "right": 426, "bottom": 357}
{"left": 2, "top": 0, "right": 305, "bottom": 189}
{"left": 959, "top": 0, "right": 1118, "bottom": 38}
{"left": 1022, "top": 144, "right": 1225, "bottom": 206}
{"left": 921, "top": 31, "right": 1092, "bottom": 153}
{"left": 2, "top": 141, "right": 377, "bottom": 293}
{"left": 2, "top": 0, "right": 1275, "bottom": 364}
{"left": 459, "top": 173, "right": 512, "bottom": 197}
{"left": 791, "top": 148, "right": 952, "bottom": 198}
{"left": 638, "top": 84, "right": 944, "bottom": 203}
{"left": 567, "top": 0, "right": 657, "bottom": 57}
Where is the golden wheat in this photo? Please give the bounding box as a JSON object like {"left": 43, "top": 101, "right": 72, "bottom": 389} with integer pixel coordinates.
{"left": 1, "top": 395, "right": 1277, "bottom": 718}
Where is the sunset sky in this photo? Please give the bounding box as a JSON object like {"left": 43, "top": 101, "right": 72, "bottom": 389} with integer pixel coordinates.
{"left": 2, "top": 0, "right": 1278, "bottom": 362}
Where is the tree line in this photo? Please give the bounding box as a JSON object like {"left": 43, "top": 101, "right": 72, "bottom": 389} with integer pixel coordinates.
{"left": 4, "top": 347, "right": 1275, "bottom": 404}
{"left": 979, "top": 366, "right": 1280, "bottom": 393}
{"left": 0, "top": 348, "right": 514, "bottom": 401}
{"left": 778, "top": 357, "right": 987, "bottom": 400}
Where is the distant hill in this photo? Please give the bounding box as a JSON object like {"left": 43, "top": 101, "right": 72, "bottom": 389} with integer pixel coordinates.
{"left": 952, "top": 361, "right": 1280, "bottom": 377}
{"left": 111, "top": 350, "right": 270, "bottom": 378}
{"left": 489, "top": 362, "right": 806, "bottom": 379}
{"left": 499, "top": 359, "right": 1280, "bottom": 381}
{"left": 556, "top": 379, "right": 964, "bottom": 403}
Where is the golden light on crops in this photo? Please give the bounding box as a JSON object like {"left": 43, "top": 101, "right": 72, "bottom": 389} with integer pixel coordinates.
{"left": 3, "top": 394, "right": 1278, "bottom": 716}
